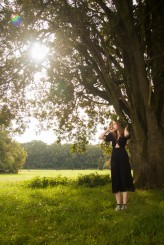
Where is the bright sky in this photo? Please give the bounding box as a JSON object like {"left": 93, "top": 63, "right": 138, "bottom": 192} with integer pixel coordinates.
{"left": 12, "top": 118, "right": 57, "bottom": 144}
{"left": 13, "top": 129, "right": 57, "bottom": 144}
{"left": 13, "top": 118, "right": 103, "bottom": 145}
{"left": 13, "top": 125, "right": 102, "bottom": 145}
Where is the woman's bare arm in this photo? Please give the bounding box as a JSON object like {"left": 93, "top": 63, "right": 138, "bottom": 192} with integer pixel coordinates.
{"left": 124, "top": 125, "right": 130, "bottom": 138}
{"left": 99, "top": 127, "right": 111, "bottom": 140}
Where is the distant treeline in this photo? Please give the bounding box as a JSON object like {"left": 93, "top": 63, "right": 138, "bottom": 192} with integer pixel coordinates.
{"left": 22, "top": 141, "right": 111, "bottom": 170}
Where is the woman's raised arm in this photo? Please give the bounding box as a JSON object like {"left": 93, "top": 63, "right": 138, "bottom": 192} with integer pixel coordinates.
{"left": 99, "top": 127, "right": 111, "bottom": 140}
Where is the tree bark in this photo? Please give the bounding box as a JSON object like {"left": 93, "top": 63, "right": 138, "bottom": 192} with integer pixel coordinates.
{"left": 112, "top": 0, "right": 164, "bottom": 188}
{"left": 130, "top": 111, "right": 164, "bottom": 188}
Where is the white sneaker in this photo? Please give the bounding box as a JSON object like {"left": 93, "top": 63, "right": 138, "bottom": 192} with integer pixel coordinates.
{"left": 115, "top": 204, "right": 121, "bottom": 211}
{"left": 121, "top": 204, "right": 127, "bottom": 210}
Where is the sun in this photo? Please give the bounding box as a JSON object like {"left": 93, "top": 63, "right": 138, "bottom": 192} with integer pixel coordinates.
{"left": 30, "top": 43, "right": 49, "bottom": 61}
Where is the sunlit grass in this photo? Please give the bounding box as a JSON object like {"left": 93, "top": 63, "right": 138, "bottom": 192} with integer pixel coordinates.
{"left": 0, "top": 170, "right": 163, "bottom": 244}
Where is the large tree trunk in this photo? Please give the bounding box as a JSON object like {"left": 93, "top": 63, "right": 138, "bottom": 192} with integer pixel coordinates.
{"left": 146, "top": 110, "right": 164, "bottom": 187}
{"left": 113, "top": 0, "right": 164, "bottom": 188}
{"left": 130, "top": 111, "right": 164, "bottom": 188}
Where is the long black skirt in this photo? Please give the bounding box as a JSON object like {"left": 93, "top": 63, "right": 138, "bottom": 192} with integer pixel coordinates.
{"left": 111, "top": 148, "right": 135, "bottom": 193}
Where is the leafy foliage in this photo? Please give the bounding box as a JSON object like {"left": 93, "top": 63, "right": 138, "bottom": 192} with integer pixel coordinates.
{"left": 0, "top": 130, "right": 27, "bottom": 173}
{"left": 76, "top": 172, "right": 111, "bottom": 187}
{"left": 100, "top": 141, "right": 112, "bottom": 156}
{"left": 24, "top": 172, "right": 110, "bottom": 188}
{"left": 0, "top": 0, "right": 163, "bottom": 132}
{"left": 0, "top": 105, "right": 14, "bottom": 128}
{"left": 25, "top": 175, "right": 69, "bottom": 188}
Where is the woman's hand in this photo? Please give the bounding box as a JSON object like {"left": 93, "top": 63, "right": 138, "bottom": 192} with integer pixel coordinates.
{"left": 104, "top": 126, "right": 111, "bottom": 134}
{"left": 108, "top": 123, "right": 113, "bottom": 132}
{"left": 99, "top": 125, "right": 112, "bottom": 140}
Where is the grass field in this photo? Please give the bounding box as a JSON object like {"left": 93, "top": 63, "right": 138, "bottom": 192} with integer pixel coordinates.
{"left": 0, "top": 170, "right": 163, "bottom": 245}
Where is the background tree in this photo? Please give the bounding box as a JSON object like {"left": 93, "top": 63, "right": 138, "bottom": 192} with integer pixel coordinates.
{"left": 22, "top": 140, "right": 48, "bottom": 169}
{"left": 98, "top": 156, "right": 104, "bottom": 170}
{"left": 0, "top": 130, "right": 27, "bottom": 173}
{"left": 23, "top": 141, "right": 104, "bottom": 170}
{"left": 0, "top": 101, "right": 27, "bottom": 173}
{"left": 0, "top": 0, "right": 163, "bottom": 187}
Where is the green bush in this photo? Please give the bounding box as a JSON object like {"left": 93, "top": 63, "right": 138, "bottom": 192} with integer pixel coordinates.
{"left": 24, "top": 173, "right": 111, "bottom": 188}
{"left": 76, "top": 173, "right": 111, "bottom": 187}
{"left": 25, "top": 175, "right": 69, "bottom": 188}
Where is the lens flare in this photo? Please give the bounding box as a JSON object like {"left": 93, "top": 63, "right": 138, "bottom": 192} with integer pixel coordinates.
{"left": 11, "top": 14, "right": 22, "bottom": 27}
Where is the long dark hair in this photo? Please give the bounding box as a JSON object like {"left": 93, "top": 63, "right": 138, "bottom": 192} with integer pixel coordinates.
{"left": 111, "top": 120, "right": 124, "bottom": 140}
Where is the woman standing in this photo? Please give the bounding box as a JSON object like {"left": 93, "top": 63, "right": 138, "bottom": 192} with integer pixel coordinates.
{"left": 99, "top": 120, "right": 135, "bottom": 210}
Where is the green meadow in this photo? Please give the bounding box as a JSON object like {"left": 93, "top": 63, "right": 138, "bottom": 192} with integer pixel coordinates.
{"left": 0, "top": 170, "right": 163, "bottom": 245}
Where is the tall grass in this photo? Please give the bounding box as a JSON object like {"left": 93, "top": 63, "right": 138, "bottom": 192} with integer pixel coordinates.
{"left": 0, "top": 170, "right": 163, "bottom": 245}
